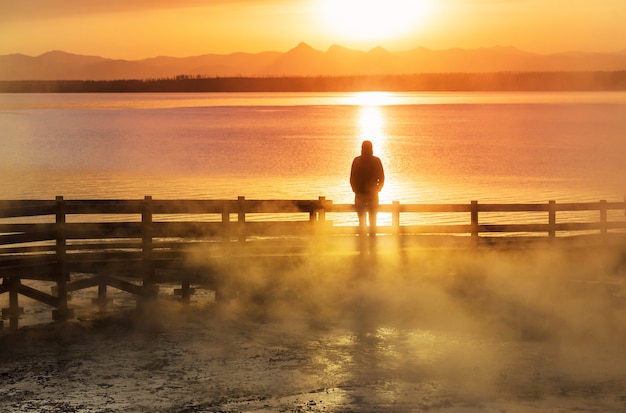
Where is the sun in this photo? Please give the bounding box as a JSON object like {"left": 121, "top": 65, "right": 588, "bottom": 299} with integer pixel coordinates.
{"left": 318, "top": 0, "right": 433, "bottom": 43}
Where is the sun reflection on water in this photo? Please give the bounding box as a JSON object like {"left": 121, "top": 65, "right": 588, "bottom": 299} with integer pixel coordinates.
{"left": 353, "top": 92, "right": 393, "bottom": 157}
{"left": 348, "top": 91, "right": 397, "bottom": 106}
{"left": 358, "top": 106, "right": 385, "bottom": 148}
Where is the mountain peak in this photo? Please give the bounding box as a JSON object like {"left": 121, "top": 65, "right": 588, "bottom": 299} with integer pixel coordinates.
{"left": 328, "top": 44, "right": 345, "bottom": 52}
{"left": 289, "top": 42, "right": 316, "bottom": 53}
{"left": 327, "top": 44, "right": 363, "bottom": 57}
{"left": 34, "top": 50, "right": 107, "bottom": 67}
{"left": 38, "top": 50, "right": 100, "bottom": 59}
{"left": 367, "top": 46, "right": 389, "bottom": 55}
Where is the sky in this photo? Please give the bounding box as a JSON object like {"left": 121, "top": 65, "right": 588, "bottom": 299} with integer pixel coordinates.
{"left": 2, "top": 0, "right": 626, "bottom": 59}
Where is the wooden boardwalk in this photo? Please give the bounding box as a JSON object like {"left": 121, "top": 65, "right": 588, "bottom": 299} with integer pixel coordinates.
{"left": 1, "top": 196, "right": 625, "bottom": 329}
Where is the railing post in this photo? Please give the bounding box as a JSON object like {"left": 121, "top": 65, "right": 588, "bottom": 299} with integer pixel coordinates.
{"left": 53, "top": 195, "right": 73, "bottom": 321}
{"left": 97, "top": 278, "right": 108, "bottom": 313}
{"left": 174, "top": 278, "right": 195, "bottom": 305}
{"left": 317, "top": 196, "right": 326, "bottom": 222}
{"left": 392, "top": 201, "right": 400, "bottom": 236}
{"left": 311, "top": 196, "right": 328, "bottom": 236}
{"left": 548, "top": 200, "right": 556, "bottom": 239}
{"left": 323, "top": 198, "right": 332, "bottom": 221}
{"left": 142, "top": 195, "right": 157, "bottom": 298}
{"left": 599, "top": 200, "right": 607, "bottom": 237}
{"left": 221, "top": 203, "right": 230, "bottom": 242}
{"left": 470, "top": 201, "right": 479, "bottom": 243}
{"left": 237, "top": 196, "right": 246, "bottom": 243}
{"left": 2, "top": 278, "right": 24, "bottom": 329}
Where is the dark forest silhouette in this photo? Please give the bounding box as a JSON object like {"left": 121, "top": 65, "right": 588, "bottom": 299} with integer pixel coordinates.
{"left": 2, "top": 71, "right": 626, "bottom": 93}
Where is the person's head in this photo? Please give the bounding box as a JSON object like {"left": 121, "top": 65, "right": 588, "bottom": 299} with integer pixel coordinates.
{"left": 361, "top": 140, "right": 373, "bottom": 156}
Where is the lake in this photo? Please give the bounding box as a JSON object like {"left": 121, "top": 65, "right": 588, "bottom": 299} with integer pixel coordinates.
{"left": 1, "top": 91, "right": 625, "bottom": 205}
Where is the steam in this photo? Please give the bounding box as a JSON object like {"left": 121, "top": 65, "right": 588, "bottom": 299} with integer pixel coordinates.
{"left": 180, "top": 235, "right": 626, "bottom": 402}
{"left": 188, "top": 240, "right": 626, "bottom": 336}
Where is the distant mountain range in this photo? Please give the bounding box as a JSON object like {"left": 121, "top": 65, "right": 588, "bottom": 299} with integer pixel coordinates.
{"left": 2, "top": 43, "right": 626, "bottom": 81}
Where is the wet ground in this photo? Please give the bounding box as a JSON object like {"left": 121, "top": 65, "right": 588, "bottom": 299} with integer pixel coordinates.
{"left": 2, "top": 246, "right": 626, "bottom": 412}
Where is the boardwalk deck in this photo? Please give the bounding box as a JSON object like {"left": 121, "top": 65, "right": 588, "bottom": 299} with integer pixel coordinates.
{"left": 1, "top": 196, "right": 625, "bottom": 329}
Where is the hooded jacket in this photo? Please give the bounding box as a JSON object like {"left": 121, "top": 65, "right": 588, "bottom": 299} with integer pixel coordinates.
{"left": 350, "top": 142, "right": 385, "bottom": 195}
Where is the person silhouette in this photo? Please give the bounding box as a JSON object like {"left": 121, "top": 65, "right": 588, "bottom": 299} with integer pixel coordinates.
{"left": 350, "top": 140, "right": 385, "bottom": 236}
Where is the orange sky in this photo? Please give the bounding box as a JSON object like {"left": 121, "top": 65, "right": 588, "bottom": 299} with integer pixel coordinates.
{"left": 2, "top": 0, "right": 626, "bottom": 59}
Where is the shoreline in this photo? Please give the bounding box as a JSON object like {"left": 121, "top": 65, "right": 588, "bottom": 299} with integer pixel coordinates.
{"left": 2, "top": 71, "right": 626, "bottom": 93}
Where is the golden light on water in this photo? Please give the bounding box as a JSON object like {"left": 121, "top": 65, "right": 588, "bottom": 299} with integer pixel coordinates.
{"left": 358, "top": 106, "right": 384, "bottom": 146}
{"left": 350, "top": 91, "right": 395, "bottom": 106}
{"left": 354, "top": 92, "right": 391, "bottom": 152}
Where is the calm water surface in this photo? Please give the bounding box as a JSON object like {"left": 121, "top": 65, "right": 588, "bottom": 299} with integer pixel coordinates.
{"left": 1, "top": 92, "right": 625, "bottom": 206}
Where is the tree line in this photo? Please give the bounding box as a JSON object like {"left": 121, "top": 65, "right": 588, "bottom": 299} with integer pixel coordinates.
{"left": 1, "top": 71, "right": 626, "bottom": 93}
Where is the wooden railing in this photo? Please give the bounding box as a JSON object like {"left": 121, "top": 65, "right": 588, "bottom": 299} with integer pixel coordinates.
{"left": 1, "top": 196, "right": 625, "bottom": 329}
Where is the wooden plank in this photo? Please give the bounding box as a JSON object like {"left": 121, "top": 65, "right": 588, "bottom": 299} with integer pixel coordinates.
{"left": 0, "top": 257, "right": 57, "bottom": 271}
{"left": 242, "top": 221, "right": 315, "bottom": 236}
{"left": 151, "top": 199, "right": 236, "bottom": 214}
{"left": 607, "top": 222, "right": 626, "bottom": 230}
{"left": 0, "top": 253, "right": 54, "bottom": 264}
{"left": 150, "top": 239, "right": 221, "bottom": 250}
{"left": 152, "top": 222, "right": 223, "bottom": 238}
{"left": 556, "top": 202, "right": 604, "bottom": 211}
{"left": 63, "top": 199, "right": 144, "bottom": 214}
{"left": 481, "top": 224, "right": 551, "bottom": 233}
{"left": 242, "top": 199, "right": 322, "bottom": 213}
{"left": 66, "top": 241, "right": 142, "bottom": 251}
{"left": 64, "top": 222, "right": 143, "bottom": 239}
{"left": 0, "top": 231, "right": 56, "bottom": 245}
{"left": 478, "top": 203, "right": 550, "bottom": 212}
{"left": 101, "top": 275, "right": 143, "bottom": 295}
{"left": 0, "top": 244, "right": 55, "bottom": 254}
{"left": 66, "top": 251, "right": 143, "bottom": 265}
{"left": 556, "top": 222, "right": 603, "bottom": 231}
{"left": 66, "top": 275, "right": 104, "bottom": 292}
{"left": 17, "top": 283, "right": 59, "bottom": 307}
{"left": 400, "top": 224, "right": 475, "bottom": 234}
{"left": 0, "top": 223, "right": 55, "bottom": 233}
{"left": 605, "top": 201, "right": 626, "bottom": 210}
{"left": 327, "top": 204, "right": 357, "bottom": 213}
{"left": 0, "top": 200, "right": 55, "bottom": 218}
{"left": 395, "top": 204, "right": 473, "bottom": 213}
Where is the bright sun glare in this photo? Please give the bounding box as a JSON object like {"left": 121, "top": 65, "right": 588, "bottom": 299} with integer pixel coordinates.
{"left": 352, "top": 92, "right": 390, "bottom": 151}
{"left": 318, "top": 0, "right": 432, "bottom": 42}
{"left": 359, "top": 106, "right": 384, "bottom": 146}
